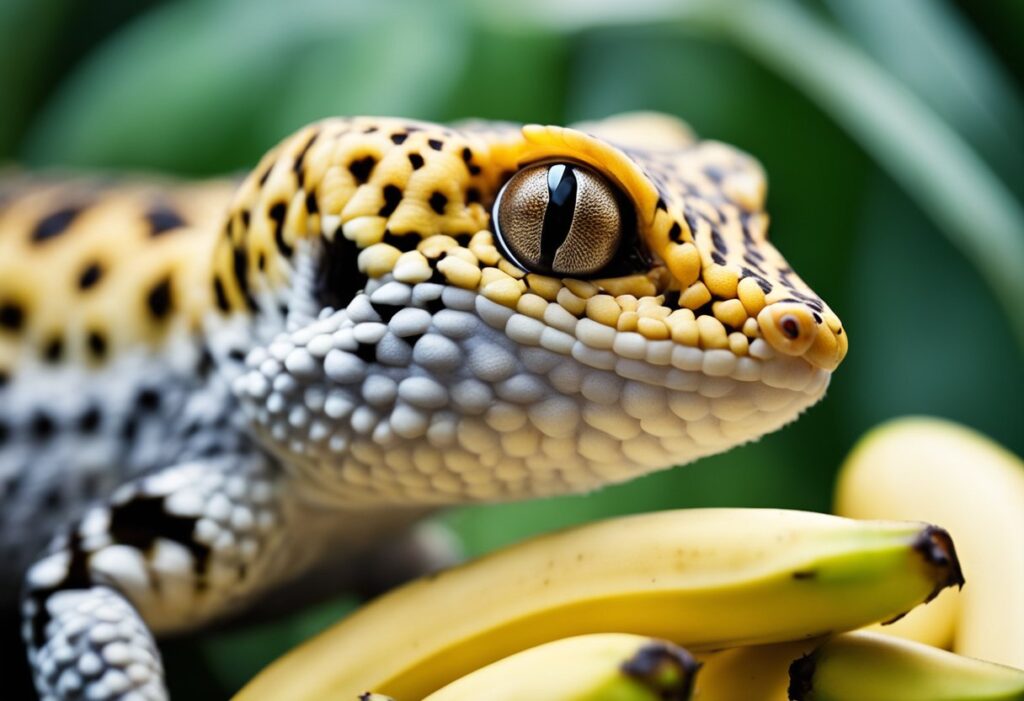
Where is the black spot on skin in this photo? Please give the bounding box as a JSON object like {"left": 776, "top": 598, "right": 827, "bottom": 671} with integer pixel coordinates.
{"left": 121, "top": 417, "right": 137, "bottom": 442}
{"left": 757, "top": 278, "right": 772, "bottom": 294}
{"left": 466, "top": 187, "right": 481, "bottom": 204}
{"left": 42, "top": 487, "right": 62, "bottom": 511}
{"left": 655, "top": 197, "right": 667, "bottom": 212}
{"left": 812, "top": 312, "right": 822, "bottom": 324}
{"left": 108, "top": 493, "right": 212, "bottom": 580}
{"left": 43, "top": 336, "right": 63, "bottom": 363}
{"left": 355, "top": 342, "right": 377, "bottom": 363}
{"left": 28, "top": 528, "right": 93, "bottom": 646}
{"left": 146, "top": 277, "right": 173, "bottom": 320}
{"left": 136, "top": 388, "right": 161, "bottom": 412}
{"left": 31, "top": 412, "right": 55, "bottom": 441}
{"left": 305, "top": 190, "right": 318, "bottom": 215}
{"left": 257, "top": 163, "right": 273, "bottom": 186}
{"left": 711, "top": 229, "right": 728, "bottom": 255}
{"left": 257, "top": 252, "right": 266, "bottom": 271}
{"left": 408, "top": 153, "right": 424, "bottom": 170}
{"left": 232, "top": 248, "right": 258, "bottom": 311}
{"left": 292, "top": 132, "right": 319, "bottom": 188}
{"left": 213, "top": 276, "right": 230, "bottom": 312}
{"left": 78, "top": 406, "right": 101, "bottom": 433}
{"left": 197, "top": 346, "right": 215, "bottom": 377}
{"left": 668, "top": 222, "right": 683, "bottom": 243}
{"left": 0, "top": 301, "right": 25, "bottom": 331}
{"left": 370, "top": 302, "right": 402, "bottom": 322}
{"left": 429, "top": 192, "right": 448, "bottom": 215}
{"left": 711, "top": 252, "right": 726, "bottom": 266}
{"left": 743, "top": 255, "right": 766, "bottom": 274}
{"left": 241, "top": 209, "right": 251, "bottom": 229}
{"left": 32, "top": 205, "right": 82, "bottom": 243}
{"left": 792, "top": 570, "right": 816, "bottom": 580}
{"left": 427, "top": 139, "right": 443, "bottom": 151}
{"left": 390, "top": 132, "right": 408, "bottom": 145}
{"left": 228, "top": 348, "right": 246, "bottom": 362}
{"left": 382, "top": 231, "right": 420, "bottom": 252}
{"left": 349, "top": 156, "right": 377, "bottom": 185}
{"left": 362, "top": 125, "right": 378, "bottom": 133}
{"left": 86, "top": 329, "right": 107, "bottom": 360}
{"left": 78, "top": 262, "right": 103, "bottom": 290}
{"left": 379, "top": 185, "right": 403, "bottom": 217}
{"left": 145, "top": 206, "right": 186, "bottom": 236}
{"left": 461, "top": 147, "right": 481, "bottom": 175}
{"left": 81, "top": 473, "right": 102, "bottom": 499}
{"left": 268, "top": 202, "right": 292, "bottom": 258}
{"left": 316, "top": 233, "right": 366, "bottom": 311}
{"left": 705, "top": 165, "right": 724, "bottom": 183}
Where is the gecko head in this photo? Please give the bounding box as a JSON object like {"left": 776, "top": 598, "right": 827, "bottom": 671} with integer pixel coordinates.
{"left": 217, "top": 113, "right": 847, "bottom": 506}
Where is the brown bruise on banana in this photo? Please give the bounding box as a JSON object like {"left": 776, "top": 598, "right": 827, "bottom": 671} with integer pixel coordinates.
{"left": 0, "top": 174, "right": 236, "bottom": 373}
{"left": 213, "top": 115, "right": 846, "bottom": 372}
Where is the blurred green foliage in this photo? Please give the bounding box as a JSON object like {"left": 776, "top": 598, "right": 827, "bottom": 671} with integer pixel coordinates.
{"left": 1, "top": 0, "right": 1021, "bottom": 697}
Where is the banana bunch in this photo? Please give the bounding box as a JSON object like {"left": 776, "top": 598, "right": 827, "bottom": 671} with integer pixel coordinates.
{"left": 235, "top": 417, "right": 1024, "bottom": 700}
{"left": 237, "top": 508, "right": 961, "bottom": 700}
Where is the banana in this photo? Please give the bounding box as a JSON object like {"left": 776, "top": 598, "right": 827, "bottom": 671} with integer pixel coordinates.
{"left": 408, "top": 633, "right": 699, "bottom": 701}
{"left": 693, "top": 639, "right": 818, "bottom": 701}
{"left": 235, "top": 508, "right": 963, "bottom": 701}
{"left": 835, "top": 417, "right": 1024, "bottom": 666}
{"left": 788, "top": 631, "right": 1024, "bottom": 700}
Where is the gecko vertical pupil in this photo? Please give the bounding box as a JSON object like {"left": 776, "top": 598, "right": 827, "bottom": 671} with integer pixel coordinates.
{"left": 539, "top": 164, "right": 577, "bottom": 270}
{"left": 494, "top": 161, "right": 624, "bottom": 277}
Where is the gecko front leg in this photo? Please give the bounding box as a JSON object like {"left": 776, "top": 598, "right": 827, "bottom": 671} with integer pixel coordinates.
{"left": 22, "top": 452, "right": 290, "bottom": 701}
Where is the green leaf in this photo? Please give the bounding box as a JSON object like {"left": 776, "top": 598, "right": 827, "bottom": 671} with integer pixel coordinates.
{"left": 0, "top": 0, "right": 74, "bottom": 156}
{"left": 826, "top": 0, "right": 1024, "bottom": 193}
{"left": 24, "top": 0, "right": 469, "bottom": 175}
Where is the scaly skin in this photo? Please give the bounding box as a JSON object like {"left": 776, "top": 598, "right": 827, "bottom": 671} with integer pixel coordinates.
{"left": 0, "top": 113, "right": 847, "bottom": 700}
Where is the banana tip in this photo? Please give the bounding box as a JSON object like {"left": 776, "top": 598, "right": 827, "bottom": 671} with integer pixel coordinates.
{"left": 621, "top": 642, "right": 701, "bottom": 701}
{"left": 913, "top": 525, "right": 965, "bottom": 599}
{"left": 786, "top": 652, "right": 815, "bottom": 701}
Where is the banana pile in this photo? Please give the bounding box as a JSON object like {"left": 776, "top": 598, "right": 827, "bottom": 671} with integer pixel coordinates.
{"left": 235, "top": 417, "right": 1024, "bottom": 700}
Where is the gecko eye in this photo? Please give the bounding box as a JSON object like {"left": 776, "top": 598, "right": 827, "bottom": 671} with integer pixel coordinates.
{"left": 493, "top": 162, "right": 627, "bottom": 277}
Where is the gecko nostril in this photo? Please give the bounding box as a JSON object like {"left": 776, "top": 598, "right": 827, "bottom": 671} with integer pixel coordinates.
{"left": 780, "top": 315, "right": 800, "bottom": 340}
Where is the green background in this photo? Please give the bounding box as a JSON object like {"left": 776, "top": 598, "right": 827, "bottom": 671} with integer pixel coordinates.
{"left": 2, "top": 0, "right": 1022, "bottom": 697}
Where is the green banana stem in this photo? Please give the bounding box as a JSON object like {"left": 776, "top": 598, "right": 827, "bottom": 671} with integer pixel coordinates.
{"left": 788, "top": 631, "right": 1024, "bottom": 701}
